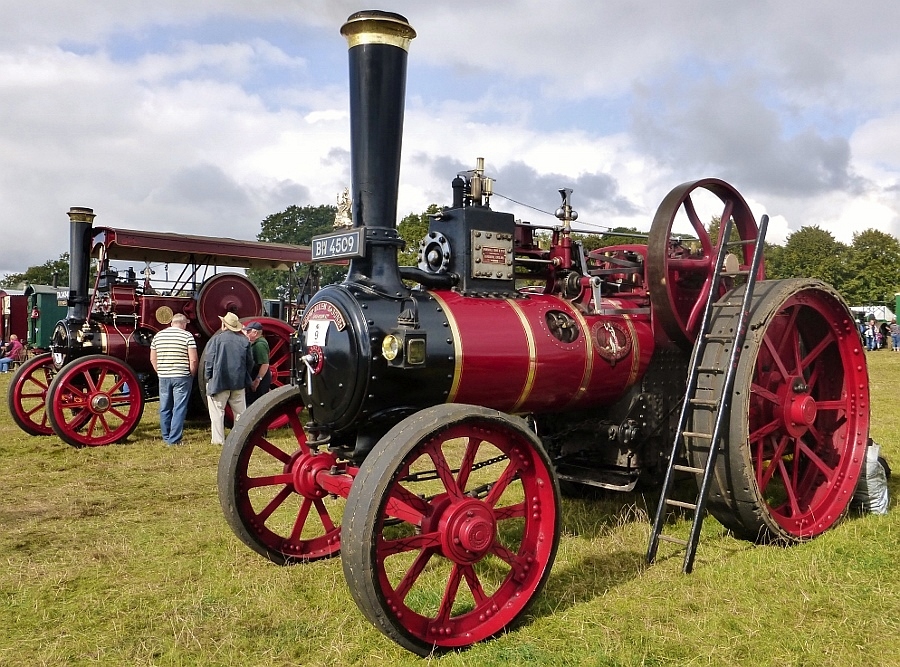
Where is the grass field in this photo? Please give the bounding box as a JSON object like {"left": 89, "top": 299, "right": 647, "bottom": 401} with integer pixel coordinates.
{"left": 1, "top": 352, "right": 899, "bottom": 667}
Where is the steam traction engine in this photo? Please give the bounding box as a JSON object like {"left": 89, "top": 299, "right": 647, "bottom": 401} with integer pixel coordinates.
{"left": 217, "top": 11, "right": 870, "bottom": 656}
{"left": 6, "top": 211, "right": 314, "bottom": 447}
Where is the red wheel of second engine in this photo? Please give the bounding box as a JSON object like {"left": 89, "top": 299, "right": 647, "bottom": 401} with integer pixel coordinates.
{"left": 7, "top": 352, "right": 56, "bottom": 436}
{"left": 647, "top": 178, "right": 762, "bottom": 349}
{"left": 46, "top": 355, "right": 144, "bottom": 448}
{"left": 217, "top": 385, "right": 343, "bottom": 565}
{"left": 341, "top": 404, "right": 561, "bottom": 656}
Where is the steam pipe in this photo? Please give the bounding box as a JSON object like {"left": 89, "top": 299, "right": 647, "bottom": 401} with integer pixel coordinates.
{"left": 66, "top": 206, "right": 95, "bottom": 321}
{"left": 341, "top": 11, "right": 416, "bottom": 297}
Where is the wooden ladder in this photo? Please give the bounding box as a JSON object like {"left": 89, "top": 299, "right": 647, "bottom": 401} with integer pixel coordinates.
{"left": 647, "top": 213, "right": 769, "bottom": 573}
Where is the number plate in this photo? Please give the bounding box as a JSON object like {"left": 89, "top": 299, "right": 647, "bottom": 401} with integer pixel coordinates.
{"left": 311, "top": 229, "right": 365, "bottom": 261}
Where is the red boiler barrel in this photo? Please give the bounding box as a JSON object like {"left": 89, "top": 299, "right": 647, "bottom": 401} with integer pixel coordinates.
{"left": 431, "top": 290, "right": 654, "bottom": 414}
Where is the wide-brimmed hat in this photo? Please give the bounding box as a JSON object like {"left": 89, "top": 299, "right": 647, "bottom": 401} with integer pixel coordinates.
{"left": 244, "top": 321, "right": 263, "bottom": 331}
{"left": 219, "top": 312, "right": 243, "bottom": 332}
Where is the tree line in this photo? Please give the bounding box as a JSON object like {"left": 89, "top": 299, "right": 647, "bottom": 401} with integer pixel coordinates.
{"left": 3, "top": 205, "right": 898, "bottom": 313}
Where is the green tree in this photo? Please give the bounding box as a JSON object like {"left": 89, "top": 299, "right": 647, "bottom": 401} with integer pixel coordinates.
{"left": 248, "top": 204, "right": 346, "bottom": 299}
{"left": 1, "top": 253, "right": 70, "bottom": 289}
{"left": 766, "top": 225, "right": 849, "bottom": 286}
{"left": 841, "top": 229, "right": 900, "bottom": 307}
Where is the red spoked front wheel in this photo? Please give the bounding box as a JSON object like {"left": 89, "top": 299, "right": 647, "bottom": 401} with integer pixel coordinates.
{"left": 7, "top": 353, "right": 56, "bottom": 435}
{"left": 218, "top": 385, "right": 344, "bottom": 564}
{"left": 46, "top": 355, "right": 144, "bottom": 448}
{"left": 342, "top": 404, "right": 561, "bottom": 655}
{"left": 690, "top": 278, "right": 870, "bottom": 542}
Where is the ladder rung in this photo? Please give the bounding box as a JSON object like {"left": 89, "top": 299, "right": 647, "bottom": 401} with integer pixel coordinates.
{"left": 665, "top": 498, "right": 698, "bottom": 511}
{"left": 696, "top": 365, "right": 723, "bottom": 374}
{"left": 658, "top": 534, "right": 689, "bottom": 546}
{"left": 681, "top": 430, "right": 712, "bottom": 440}
{"left": 689, "top": 398, "right": 719, "bottom": 408}
{"left": 673, "top": 464, "right": 704, "bottom": 474}
{"left": 721, "top": 269, "right": 751, "bottom": 276}
{"left": 704, "top": 334, "right": 733, "bottom": 343}
{"left": 711, "top": 301, "right": 739, "bottom": 308}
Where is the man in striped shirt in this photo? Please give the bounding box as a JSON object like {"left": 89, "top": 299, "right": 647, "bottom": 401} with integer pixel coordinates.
{"left": 150, "top": 313, "right": 198, "bottom": 445}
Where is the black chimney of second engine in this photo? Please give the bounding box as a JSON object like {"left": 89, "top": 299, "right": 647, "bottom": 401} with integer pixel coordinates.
{"left": 340, "top": 10, "right": 416, "bottom": 296}
{"left": 66, "top": 206, "right": 95, "bottom": 321}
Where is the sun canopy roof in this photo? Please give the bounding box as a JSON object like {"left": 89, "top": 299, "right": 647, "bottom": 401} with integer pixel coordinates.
{"left": 90, "top": 227, "right": 314, "bottom": 271}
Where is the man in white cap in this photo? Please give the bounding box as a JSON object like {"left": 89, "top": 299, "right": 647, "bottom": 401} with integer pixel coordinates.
{"left": 203, "top": 311, "right": 255, "bottom": 445}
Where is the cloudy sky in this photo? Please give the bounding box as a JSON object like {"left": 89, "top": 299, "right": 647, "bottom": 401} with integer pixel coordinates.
{"left": 2, "top": 0, "right": 900, "bottom": 279}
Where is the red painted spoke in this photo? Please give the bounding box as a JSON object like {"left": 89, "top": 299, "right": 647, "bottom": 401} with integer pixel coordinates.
{"left": 797, "top": 439, "right": 834, "bottom": 481}
{"left": 750, "top": 381, "right": 780, "bottom": 405}
{"left": 762, "top": 333, "right": 793, "bottom": 380}
{"left": 684, "top": 195, "right": 713, "bottom": 255}
{"left": 435, "top": 566, "right": 464, "bottom": 624}
{"left": 254, "top": 437, "right": 293, "bottom": 464}
{"left": 773, "top": 305, "right": 800, "bottom": 362}
{"left": 456, "top": 437, "right": 481, "bottom": 494}
{"left": 485, "top": 459, "right": 519, "bottom": 506}
{"left": 257, "top": 485, "right": 293, "bottom": 523}
{"left": 286, "top": 410, "right": 309, "bottom": 454}
{"left": 776, "top": 458, "right": 802, "bottom": 516}
{"left": 493, "top": 501, "right": 526, "bottom": 521}
{"left": 288, "top": 498, "right": 313, "bottom": 540}
{"left": 815, "top": 400, "right": 846, "bottom": 411}
{"left": 392, "top": 546, "right": 435, "bottom": 601}
{"left": 800, "top": 331, "right": 835, "bottom": 370}
{"left": 488, "top": 541, "right": 518, "bottom": 567}
{"left": 384, "top": 484, "right": 431, "bottom": 525}
{"left": 313, "top": 498, "right": 336, "bottom": 532}
{"left": 757, "top": 434, "right": 789, "bottom": 490}
{"left": 686, "top": 275, "right": 713, "bottom": 333}
{"left": 426, "top": 441, "right": 462, "bottom": 499}
{"left": 716, "top": 201, "right": 735, "bottom": 248}
{"left": 246, "top": 472, "right": 293, "bottom": 489}
{"left": 95, "top": 413, "right": 113, "bottom": 436}
{"left": 461, "top": 564, "right": 489, "bottom": 606}
{"left": 379, "top": 531, "right": 442, "bottom": 558}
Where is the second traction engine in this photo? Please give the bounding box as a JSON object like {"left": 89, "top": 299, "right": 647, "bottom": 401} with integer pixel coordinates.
{"left": 218, "top": 9, "right": 870, "bottom": 657}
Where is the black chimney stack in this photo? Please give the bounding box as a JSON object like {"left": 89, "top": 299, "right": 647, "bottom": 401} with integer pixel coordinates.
{"left": 340, "top": 11, "right": 416, "bottom": 296}
{"left": 66, "top": 206, "right": 95, "bottom": 321}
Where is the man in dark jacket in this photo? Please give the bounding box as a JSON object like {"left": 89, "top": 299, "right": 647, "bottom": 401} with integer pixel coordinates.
{"left": 204, "top": 312, "right": 254, "bottom": 445}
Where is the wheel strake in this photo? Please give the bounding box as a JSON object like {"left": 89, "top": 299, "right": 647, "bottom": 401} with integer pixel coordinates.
{"left": 342, "top": 404, "right": 561, "bottom": 655}
{"left": 690, "top": 279, "right": 869, "bottom": 542}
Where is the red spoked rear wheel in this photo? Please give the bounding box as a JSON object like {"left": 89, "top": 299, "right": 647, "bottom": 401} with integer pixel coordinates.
{"left": 7, "top": 353, "right": 56, "bottom": 435}
{"left": 690, "top": 279, "right": 870, "bottom": 542}
{"left": 342, "top": 404, "right": 561, "bottom": 655}
{"left": 218, "top": 385, "right": 344, "bottom": 564}
{"left": 46, "top": 355, "right": 144, "bottom": 448}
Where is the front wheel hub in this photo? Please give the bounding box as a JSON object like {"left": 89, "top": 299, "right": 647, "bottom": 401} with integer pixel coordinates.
{"left": 440, "top": 498, "right": 497, "bottom": 564}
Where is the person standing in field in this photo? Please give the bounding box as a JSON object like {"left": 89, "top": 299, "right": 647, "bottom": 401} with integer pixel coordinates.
{"left": 150, "top": 313, "right": 198, "bottom": 445}
{"left": 243, "top": 321, "right": 271, "bottom": 406}
{"left": 204, "top": 311, "right": 254, "bottom": 445}
{"left": 890, "top": 318, "right": 900, "bottom": 352}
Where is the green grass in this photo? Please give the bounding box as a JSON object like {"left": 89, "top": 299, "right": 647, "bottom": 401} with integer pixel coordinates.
{"left": 1, "top": 352, "right": 899, "bottom": 667}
